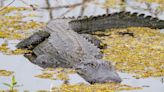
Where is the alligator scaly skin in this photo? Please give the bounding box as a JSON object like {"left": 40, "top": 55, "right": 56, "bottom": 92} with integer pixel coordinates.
{"left": 69, "top": 12, "right": 164, "bottom": 33}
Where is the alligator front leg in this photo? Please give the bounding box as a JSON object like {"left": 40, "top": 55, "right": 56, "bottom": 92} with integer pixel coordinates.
{"left": 17, "top": 31, "right": 50, "bottom": 50}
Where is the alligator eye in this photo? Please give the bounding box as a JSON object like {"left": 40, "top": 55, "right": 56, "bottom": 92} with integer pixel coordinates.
{"left": 90, "top": 63, "right": 94, "bottom": 66}
{"left": 42, "top": 61, "right": 46, "bottom": 65}
{"left": 89, "top": 63, "right": 96, "bottom": 68}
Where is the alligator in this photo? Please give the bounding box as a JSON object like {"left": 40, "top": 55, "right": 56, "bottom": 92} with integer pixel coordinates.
{"left": 17, "top": 11, "right": 164, "bottom": 84}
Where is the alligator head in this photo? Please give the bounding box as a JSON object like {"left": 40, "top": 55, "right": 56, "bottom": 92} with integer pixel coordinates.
{"left": 75, "top": 59, "right": 122, "bottom": 83}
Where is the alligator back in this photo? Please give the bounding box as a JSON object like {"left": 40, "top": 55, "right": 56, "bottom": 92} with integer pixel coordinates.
{"left": 44, "top": 19, "right": 102, "bottom": 59}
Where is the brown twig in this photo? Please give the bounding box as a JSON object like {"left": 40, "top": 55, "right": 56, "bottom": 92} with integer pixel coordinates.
{"left": 80, "top": 0, "right": 88, "bottom": 16}
{"left": 60, "top": 7, "right": 76, "bottom": 17}
{"left": 0, "top": 0, "right": 4, "bottom": 6}
{"left": 0, "top": 0, "right": 15, "bottom": 11}
{"left": 20, "top": 0, "right": 37, "bottom": 10}
{"left": 41, "top": 3, "right": 83, "bottom": 10}
{"left": 106, "top": 8, "right": 109, "bottom": 15}
{"left": 45, "top": 0, "right": 53, "bottom": 19}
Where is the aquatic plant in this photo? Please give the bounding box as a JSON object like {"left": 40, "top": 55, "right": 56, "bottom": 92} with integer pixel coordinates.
{"left": 3, "top": 76, "right": 21, "bottom": 92}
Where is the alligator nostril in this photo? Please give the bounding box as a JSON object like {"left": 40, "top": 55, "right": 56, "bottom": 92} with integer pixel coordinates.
{"left": 42, "top": 61, "right": 46, "bottom": 65}
{"left": 117, "top": 79, "right": 122, "bottom": 83}
{"left": 115, "top": 78, "right": 122, "bottom": 83}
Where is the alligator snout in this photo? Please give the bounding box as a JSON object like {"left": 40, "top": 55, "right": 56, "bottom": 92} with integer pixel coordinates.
{"left": 95, "top": 70, "right": 122, "bottom": 83}
{"left": 76, "top": 59, "right": 122, "bottom": 84}
{"left": 105, "top": 73, "right": 122, "bottom": 83}
{"left": 114, "top": 77, "right": 122, "bottom": 83}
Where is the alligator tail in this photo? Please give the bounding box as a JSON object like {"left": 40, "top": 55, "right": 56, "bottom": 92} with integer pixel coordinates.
{"left": 69, "top": 12, "right": 164, "bottom": 33}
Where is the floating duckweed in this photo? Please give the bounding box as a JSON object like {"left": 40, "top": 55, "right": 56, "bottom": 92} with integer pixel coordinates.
{"left": 56, "top": 72, "right": 69, "bottom": 81}
{"left": 0, "top": 42, "right": 32, "bottom": 55}
{"left": 94, "top": 27, "right": 164, "bottom": 78}
{"left": 35, "top": 72, "right": 55, "bottom": 80}
{"left": 0, "top": 7, "right": 44, "bottom": 40}
{"left": 35, "top": 68, "right": 75, "bottom": 81}
{"left": 0, "top": 70, "right": 13, "bottom": 76}
{"left": 10, "top": 49, "right": 32, "bottom": 55}
{"left": 51, "top": 83, "right": 142, "bottom": 92}
{"left": 0, "top": 6, "right": 44, "bottom": 54}
{"left": 0, "top": 43, "right": 9, "bottom": 54}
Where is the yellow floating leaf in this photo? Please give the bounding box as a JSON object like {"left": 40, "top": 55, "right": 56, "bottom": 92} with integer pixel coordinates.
{"left": 0, "top": 70, "right": 14, "bottom": 76}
